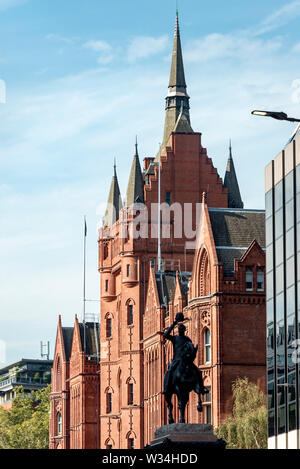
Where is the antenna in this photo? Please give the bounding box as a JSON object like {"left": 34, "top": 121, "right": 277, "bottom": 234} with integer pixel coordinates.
{"left": 83, "top": 216, "right": 87, "bottom": 353}
{"left": 157, "top": 143, "right": 162, "bottom": 272}
{"left": 40, "top": 341, "right": 50, "bottom": 360}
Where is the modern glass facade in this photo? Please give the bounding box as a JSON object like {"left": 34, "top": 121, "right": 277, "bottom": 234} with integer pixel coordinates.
{"left": 266, "top": 135, "right": 300, "bottom": 449}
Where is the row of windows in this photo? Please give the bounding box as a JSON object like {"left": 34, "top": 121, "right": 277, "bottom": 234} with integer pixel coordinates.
{"left": 106, "top": 305, "right": 134, "bottom": 337}
{"left": 246, "top": 268, "right": 264, "bottom": 292}
{"left": 106, "top": 383, "right": 134, "bottom": 413}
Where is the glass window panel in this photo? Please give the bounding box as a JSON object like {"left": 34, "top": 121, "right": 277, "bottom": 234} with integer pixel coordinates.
{"left": 297, "top": 223, "right": 300, "bottom": 253}
{"left": 276, "top": 264, "right": 284, "bottom": 294}
{"left": 246, "top": 268, "right": 253, "bottom": 291}
{"left": 298, "top": 281, "right": 300, "bottom": 311}
{"left": 286, "top": 229, "right": 295, "bottom": 260}
{"left": 265, "top": 190, "right": 273, "bottom": 219}
{"left": 275, "top": 237, "right": 283, "bottom": 266}
{"left": 297, "top": 193, "right": 300, "bottom": 223}
{"left": 285, "top": 200, "right": 294, "bottom": 231}
{"left": 277, "top": 377, "right": 286, "bottom": 406}
{"left": 297, "top": 164, "right": 300, "bottom": 194}
{"left": 277, "top": 322, "right": 285, "bottom": 378}
{"left": 257, "top": 268, "right": 264, "bottom": 291}
{"left": 268, "top": 409, "right": 275, "bottom": 438}
{"left": 275, "top": 209, "right": 283, "bottom": 239}
{"left": 266, "top": 271, "right": 274, "bottom": 299}
{"left": 287, "top": 315, "right": 296, "bottom": 372}
{"left": 275, "top": 181, "right": 283, "bottom": 211}
{"left": 267, "top": 299, "right": 274, "bottom": 323}
{"left": 286, "top": 258, "right": 295, "bottom": 288}
{"left": 285, "top": 171, "right": 294, "bottom": 203}
{"left": 266, "top": 245, "right": 273, "bottom": 273}
{"left": 278, "top": 406, "right": 286, "bottom": 435}
{"left": 288, "top": 373, "right": 296, "bottom": 402}
{"left": 276, "top": 293, "right": 284, "bottom": 322}
{"left": 268, "top": 381, "right": 275, "bottom": 409}
{"left": 289, "top": 403, "right": 296, "bottom": 432}
{"left": 287, "top": 286, "right": 295, "bottom": 316}
{"left": 266, "top": 217, "right": 273, "bottom": 246}
{"left": 267, "top": 323, "right": 275, "bottom": 382}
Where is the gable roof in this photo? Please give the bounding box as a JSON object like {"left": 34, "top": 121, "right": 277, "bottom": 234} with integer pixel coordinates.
{"left": 208, "top": 208, "right": 265, "bottom": 276}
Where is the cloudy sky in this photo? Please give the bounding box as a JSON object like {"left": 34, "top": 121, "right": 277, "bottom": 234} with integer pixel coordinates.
{"left": 1, "top": 0, "right": 300, "bottom": 366}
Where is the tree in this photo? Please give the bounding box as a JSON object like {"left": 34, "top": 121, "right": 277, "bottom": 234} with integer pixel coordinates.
{"left": 216, "top": 377, "right": 267, "bottom": 449}
{"left": 0, "top": 385, "right": 51, "bottom": 449}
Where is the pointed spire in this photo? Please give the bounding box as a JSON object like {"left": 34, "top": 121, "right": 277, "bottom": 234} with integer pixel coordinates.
{"left": 158, "top": 11, "right": 192, "bottom": 158}
{"left": 223, "top": 140, "right": 244, "bottom": 209}
{"left": 126, "top": 138, "right": 144, "bottom": 207}
{"left": 104, "top": 161, "right": 122, "bottom": 227}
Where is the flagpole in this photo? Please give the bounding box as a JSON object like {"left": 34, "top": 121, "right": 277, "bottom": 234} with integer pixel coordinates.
{"left": 83, "top": 216, "right": 87, "bottom": 353}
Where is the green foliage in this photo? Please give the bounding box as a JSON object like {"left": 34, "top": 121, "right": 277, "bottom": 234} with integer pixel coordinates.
{"left": 0, "top": 385, "right": 51, "bottom": 449}
{"left": 216, "top": 377, "right": 267, "bottom": 449}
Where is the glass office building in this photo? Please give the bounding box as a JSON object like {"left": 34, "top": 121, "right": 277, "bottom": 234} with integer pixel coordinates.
{"left": 266, "top": 132, "right": 300, "bottom": 449}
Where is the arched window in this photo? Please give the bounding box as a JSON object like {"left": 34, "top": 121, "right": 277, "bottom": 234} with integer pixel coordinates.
{"left": 106, "top": 317, "right": 112, "bottom": 338}
{"left": 106, "top": 393, "right": 112, "bottom": 414}
{"left": 257, "top": 268, "right": 264, "bottom": 291}
{"left": 128, "top": 383, "right": 134, "bottom": 406}
{"left": 204, "top": 329, "right": 211, "bottom": 364}
{"left": 127, "top": 301, "right": 134, "bottom": 326}
{"left": 57, "top": 413, "right": 62, "bottom": 436}
{"left": 128, "top": 438, "right": 134, "bottom": 450}
{"left": 199, "top": 250, "right": 211, "bottom": 297}
{"left": 246, "top": 268, "right": 254, "bottom": 291}
{"left": 56, "top": 357, "right": 62, "bottom": 392}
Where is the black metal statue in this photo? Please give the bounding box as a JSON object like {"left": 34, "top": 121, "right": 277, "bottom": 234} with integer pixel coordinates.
{"left": 162, "top": 313, "right": 208, "bottom": 424}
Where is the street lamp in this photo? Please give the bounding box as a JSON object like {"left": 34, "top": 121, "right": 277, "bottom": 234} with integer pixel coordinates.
{"left": 252, "top": 110, "right": 300, "bottom": 145}
{"left": 251, "top": 110, "right": 300, "bottom": 123}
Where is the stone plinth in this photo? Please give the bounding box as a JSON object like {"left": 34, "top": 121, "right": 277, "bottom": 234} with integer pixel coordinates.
{"left": 150, "top": 423, "right": 219, "bottom": 446}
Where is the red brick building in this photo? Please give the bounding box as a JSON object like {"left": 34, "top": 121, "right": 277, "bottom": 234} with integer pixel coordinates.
{"left": 50, "top": 12, "right": 266, "bottom": 450}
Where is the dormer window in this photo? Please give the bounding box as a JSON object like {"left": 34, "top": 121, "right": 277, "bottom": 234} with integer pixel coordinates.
{"left": 257, "top": 268, "right": 264, "bottom": 291}
{"left": 246, "top": 268, "right": 253, "bottom": 291}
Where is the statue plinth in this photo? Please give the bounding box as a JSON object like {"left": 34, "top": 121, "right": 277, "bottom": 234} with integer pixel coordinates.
{"left": 150, "top": 423, "right": 222, "bottom": 447}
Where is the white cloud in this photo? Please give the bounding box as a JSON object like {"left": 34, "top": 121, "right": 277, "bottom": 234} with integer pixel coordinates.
{"left": 83, "top": 40, "right": 112, "bottom": 53}
{"left": 127, "top": 35, "right": 169, "bottom": 62}
{"left": 184, "top": 33, "right": 282, "bottom": 64}
{"left": 254, "top": 0, "right": 300, "bottom": 35}
{"left": 46, "top": 33, "right": 78, "bottom": 45}
{"left": 83, "top": 40, "right": 114, "bottom": 65}
{"left": 0, "top": 0, "right": 26, "bottom": 11}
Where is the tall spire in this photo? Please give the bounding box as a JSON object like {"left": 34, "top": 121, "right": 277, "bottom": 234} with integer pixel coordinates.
{"left": 223, "top": 141, "right": 244, "bottom": 209}
{"left": 104, "top": 161, "right": 122, "bottom": 227}
{"left": 125, "top": 138, "right": 144, "bottom": 207}
{"left": 160, "top": 10, "right": 192, "bottom": 154}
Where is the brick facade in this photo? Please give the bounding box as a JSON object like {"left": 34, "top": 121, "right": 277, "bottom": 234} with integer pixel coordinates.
{"left": 49, "top": 12, "right": 266, "bottom": 449}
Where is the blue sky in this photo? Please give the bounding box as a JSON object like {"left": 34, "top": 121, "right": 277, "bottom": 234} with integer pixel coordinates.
{"left": 1, "top": 0, "right": 300, "bottom": 366}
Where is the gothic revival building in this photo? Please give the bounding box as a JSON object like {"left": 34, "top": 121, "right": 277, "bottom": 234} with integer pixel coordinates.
{"left": 50, "top": 12, "right": 266, "bottom": 450}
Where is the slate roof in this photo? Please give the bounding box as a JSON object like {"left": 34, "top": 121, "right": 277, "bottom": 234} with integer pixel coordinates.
{"left": 155, "top": 271, "right": 191, "bottom": 305}
{"left": 208, "top": 208, "right": 265, "bottom": 276}
{"left": 62, "top": 327, "right": 74, "bottom": 361}
{"left": 79, "top": 323, "right": 100, "bottom": 358}
{"left": 223, "top": 142, "right": 244, "bottom": 209}
{"left": 104, "top": 165, "right": 122, "bottom": 227}
{"left": 126, "top": 143, "right": 144, "bottom": 207}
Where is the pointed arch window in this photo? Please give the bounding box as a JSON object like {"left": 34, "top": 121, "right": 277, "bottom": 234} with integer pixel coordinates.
{"left": 106, "top": 317, "right": 112, "bottom": 338}
{"left": 199, "top": 249, "right": 211, "bottom": 297}
{"left": 106, "top": 393, "right": 112, "bottom": 414}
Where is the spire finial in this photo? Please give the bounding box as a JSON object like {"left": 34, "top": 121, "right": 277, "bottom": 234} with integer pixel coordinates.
{"left": 114, "top": 157, "right": 117, "bottom": 176}
{"left": 135, "top": 135, "right": 138, "bottom": 156}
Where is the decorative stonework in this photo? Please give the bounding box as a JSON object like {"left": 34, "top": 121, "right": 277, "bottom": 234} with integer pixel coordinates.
{"left": 200, "top": 310, "right": 211, "bottom": 327}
